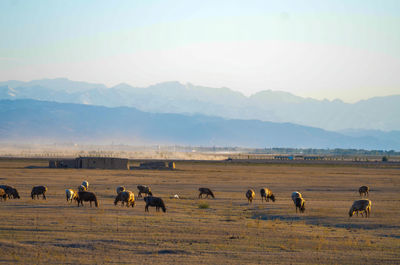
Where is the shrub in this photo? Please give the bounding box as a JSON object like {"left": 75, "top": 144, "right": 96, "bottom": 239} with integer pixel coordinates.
{"left": 382, "top": 156, "right": 388, "bottom": 162}
{"left": 198, "top": 202, "right": 209, "bottom": 209}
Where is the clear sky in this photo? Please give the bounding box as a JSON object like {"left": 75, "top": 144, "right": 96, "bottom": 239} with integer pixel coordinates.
{"left": 0, "top": 0, "right": 399, "bottom": 102}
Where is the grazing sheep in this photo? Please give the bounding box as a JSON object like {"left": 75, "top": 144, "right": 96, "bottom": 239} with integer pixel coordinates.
{"left": 116, "top": 186, "right": 126, "bottom": 194}
{"left": 114, "top": 191, "right": 135, "bottom": 207}
{"left": 137, "top": 185, "right": 153, "bottom": 198}
{"left": 0, "top": 188, "right": 7, "bottom": 201}
{"left": 144, "top": 196, "right": 166, "bottom": 212}
{"left": 246, "top": 189, "right": 255, "bottom": 204}
{"left": 81, "top": 180, "right": 89, "bottom": 190}
{"left": 291, "top": 191, "right": 305, "bottom": 213}
{"left": 66, "top": 189, "right": 78, "bottom": 203}
{"left": 359, "top": 186, "right": 369, "bottom": 197}
{"left": 260, "top": 188, "right": 276, "bottom": 203}
{"left": 0, "top": 185, "right": 20, "bottom": 199}
{"left": 77, "top": 191, "right": 98, "bottom": 207}
{"left": 31, "top": 186, "right": 47, "bottom": 200}
{"left": 78, "top": 185, "right": 87, "bottom": 192}
{"left": 198, "top": 188, "right": 215, "bottom": 199}
{"left": 291, "top": 191, "right": 302, "bottom": 201}
{"left": 349, "top": 199, "right": 371, "bottom": 218}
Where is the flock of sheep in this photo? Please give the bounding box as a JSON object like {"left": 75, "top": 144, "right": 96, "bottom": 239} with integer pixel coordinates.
{"left": 244, "top": 186, "right": 371, "bottom": 217}
{"left": 65, "top": 182, "right": 165, "bottom": 212}
{"left": 0, "top": 182, "right": 372, "bottom": 218}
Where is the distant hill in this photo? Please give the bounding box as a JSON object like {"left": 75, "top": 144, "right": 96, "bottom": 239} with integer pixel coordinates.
{"left": 0, "top": 78, "right": 399, "bottom": 131}
{"left": 0, "top": 99, "right": 398, "bottom": 150}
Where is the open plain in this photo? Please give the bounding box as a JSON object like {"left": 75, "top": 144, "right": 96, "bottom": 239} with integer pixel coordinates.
{"left": 0, "top": 158, "right": 399, "bottom": 264}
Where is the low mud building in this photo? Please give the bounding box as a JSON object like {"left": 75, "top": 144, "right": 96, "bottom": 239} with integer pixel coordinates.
{"left": 49, "top": 157, "right": 129, "bottom": 170}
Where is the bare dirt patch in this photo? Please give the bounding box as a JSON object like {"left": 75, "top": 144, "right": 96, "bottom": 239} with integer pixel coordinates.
{"left": 0, "top": 159, "right": 399, "bottom": 264}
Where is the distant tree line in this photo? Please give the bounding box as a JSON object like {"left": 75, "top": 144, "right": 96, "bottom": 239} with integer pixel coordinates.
{"left": 168, "top": 146, "right": 400, "bottom": 156}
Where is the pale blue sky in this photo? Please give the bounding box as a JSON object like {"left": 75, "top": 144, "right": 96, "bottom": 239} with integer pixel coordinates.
{"left": 0, "top": 0, "right": 399, "bottom": 102}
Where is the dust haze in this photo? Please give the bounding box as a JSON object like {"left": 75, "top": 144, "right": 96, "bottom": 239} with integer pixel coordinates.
{"left": 0, "top": 142, "right": 227, "bottom": 161}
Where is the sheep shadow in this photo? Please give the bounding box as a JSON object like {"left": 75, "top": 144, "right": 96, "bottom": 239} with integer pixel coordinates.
{"left": 251, "top": 213, "right": 400, "bottom": 231}
{"left": 53, "top": 243, "right": 95, "bottom": 250}
{"left": 25, "top": 166, "right": 49, "bottom": 169}
{"left": 2, "top": 204, "right": 76, "bottom": 210}
{"left": 138, "top": 249, "right": 190, "bottom": 255}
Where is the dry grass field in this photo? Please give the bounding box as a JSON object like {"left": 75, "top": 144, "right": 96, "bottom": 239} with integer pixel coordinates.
{"left": 0, "top": 159, "right": 399, "bottom": 264}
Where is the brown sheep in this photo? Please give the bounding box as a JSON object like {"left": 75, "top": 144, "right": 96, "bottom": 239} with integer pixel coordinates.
{"left": 31, "top": 186, "right": 47, "bottom": 200}
{"left": 359, "top": 186, "right": 369, "bottom": 197}
{"left": 198, "top": 188, "right": 215, "bottom": 199}
{"left": 114, "top": 191, "right": 135, "bottom": 207}
{"left": 349, "top": 199, "right": 371, "bottom": 218}
{"left": 260, "top": 188, "right": 276, "bottom": 202}
{"left": 291, "top": 191, "right": 305, "bottom": 213}
{"left": 144, "top": 196, "right": 166, "bottom": 212}
{"left": 246, "top": 189, "right": 255, "bottom": 204}
{"left": 0, "top": 185, "right": 20, "bottom": 199}
{"left": 137, "top": 185, "right": 153, "bottom": 197}
{"left": 0, "top": 188, "right": 7, "bottom": 201}
{"left": 77, "top": 191, "right": 98, "bottom": 207}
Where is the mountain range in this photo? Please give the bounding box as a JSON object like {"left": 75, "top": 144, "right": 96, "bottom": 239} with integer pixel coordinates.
{"left": 1, "top": 99, "right": 399, "bottom": 150}
{"left": 1, "top": 78, "right": 399, "bottom": 132}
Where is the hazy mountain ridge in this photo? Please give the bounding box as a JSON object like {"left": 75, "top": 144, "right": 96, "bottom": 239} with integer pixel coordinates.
{"left": 0, "top": 78, "right": 399, "bottom": 131}
{"left": 0, "top": 99, "right": 399, "bottom": 150}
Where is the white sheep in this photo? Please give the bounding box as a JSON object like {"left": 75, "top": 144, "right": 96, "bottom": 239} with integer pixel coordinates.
{"left": 81, "top": 180, "right": 89, "bottom": 190}
{"left": 66, "top": 189, "right": 78, "bottom": 203}
{"left": 291, "top": 191, "right": 305, "bottom": 213}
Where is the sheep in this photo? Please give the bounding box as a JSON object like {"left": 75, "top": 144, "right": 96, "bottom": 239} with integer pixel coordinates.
{"left": 349, "top": 199, "right": 371, "bottom": 218}
{"left": 291, "top": 191, "right": 305, "bottom": 213}
{"left": 0, "top": 188, "right": 7, "bottom": 201}
{"left": 78, "top": 185, "right": 87, "bottom": 192}
{"left": 291, "top": 191, "right": 302, "bottom": 201}
{"left": 359, "top": 186, "right": 369, "bottom": 197}
{"left": 137, "top": 185, "right": 153, "bottom": 198}
{"left": 246, "top": 189, "right": 255, "bottom": 204}
{"left": 0, "top": 185, "right": 20, "bottom": 199}
{"left": 198, "top": 188, "right": 215, "bottom": 199}
{"left": 81, "top": 180, "right": 89, "bottom": 190}
{"left": 66, "top": 189, "right": 78, "bottom": 203}
{"left": 10, "top": 187, "right": 20, "bottom": 199}
{"left": 77, "top": 191, "right": 98, "bottom": 207}
{"left": 260, "top": 188, "right": 276, "bottom": 203}
{"left": 144, "top": 196, "right": 166, "bottom": 212}
{"left": 31, "top": 186, "right": 47, "bottom": 200}
{"left": 114, "top": 191, "right": 135, "bottom": 207}
{"left": 116, "top": 186, "right": 126, "bottom": 194}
